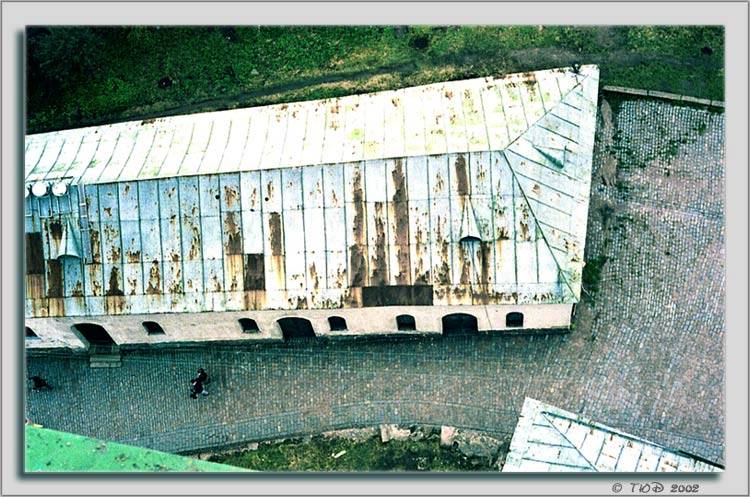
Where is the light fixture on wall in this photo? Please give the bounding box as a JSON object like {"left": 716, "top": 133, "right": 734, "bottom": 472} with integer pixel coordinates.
{"left": 51, "top": 181, "right": 68, "bottom": 197}
{"left": 31, "top": 181, "right": 48, "bottom": 197}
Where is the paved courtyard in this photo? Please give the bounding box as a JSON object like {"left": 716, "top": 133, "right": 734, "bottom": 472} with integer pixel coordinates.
{"left": 26, "top": 95, "right": 725, "bottom": 464}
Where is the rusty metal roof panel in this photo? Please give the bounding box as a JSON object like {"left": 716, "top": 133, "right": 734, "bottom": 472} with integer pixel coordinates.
{"left": 24, "top": 66, "right": 598, "bottom": 319}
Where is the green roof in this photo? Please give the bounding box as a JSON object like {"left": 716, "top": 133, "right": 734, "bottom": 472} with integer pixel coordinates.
{"left": 24, "top": 425, "right": 249, "bottom": 473}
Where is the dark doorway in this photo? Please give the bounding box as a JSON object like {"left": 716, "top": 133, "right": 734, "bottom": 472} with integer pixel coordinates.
{"left": 25, "top": 326, "right": 39, "bottom": 339}
{"left": 73, "top": 323, "right": 115, "bottom": 349}
{"left": 277, "top": 317, "right": 316, "bottom": 341}
{"left": 328, "top": 316, "right": 347, "bottom": 331}
{"left": 506, "top": 312, "right": 524, "bottom": 328}
{"left": 442, "top": 313, "right": 478, "bottom": 336}
{"left": 239, "top": 318, "right": 260, "bottom": 333}
{"left": 396, "top": 314, "right": 416, "bottom": 331}
{"left": 142, "top": 321, "right": 165, "bottom": 335}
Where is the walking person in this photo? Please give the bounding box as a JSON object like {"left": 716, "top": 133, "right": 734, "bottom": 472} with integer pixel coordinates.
{"left": 190, "top": 378, "right": 208, "bottom": 399}
{"left": 196, "top": 367, "right": 209, "bottom": 385}
{"left": 29, "top": 375, "right": 53, "bottom": 392}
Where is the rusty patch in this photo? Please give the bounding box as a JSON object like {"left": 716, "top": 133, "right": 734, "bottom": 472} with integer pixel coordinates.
{"left": 30, "top": 297, "right": 48, "bottom": 317}
{"left": 211, "top": 274, "right": 222, "bottom": 292}
{"left": 269, "top": 212, "right": 283, "bottom": 256}
{"left": 48, "top": 298, "right": 64, "bottom": 317}
{"left": 532, "top": 183, "right": 541, "bottom": 195}
{"left": 243, "top": 254, "right": 265, "bottom": 291}
{"left": 127, "top": 276, "right": 138, "bottom": 295}
{"left": 224, "top": 185, "right": 239, "bottom": 209}
{"left": 454, "top": 154, "right": 469, "bottom": 196}
{"left": 434, "top": 171, "right": 445, "bottom": 192}
{"left": 395, "top": 245, "right": 410, "bottom": 285}
{"left": 444, "top": 90, "right": 453, "bottom": 99}
{"left": 125, "top": 249, "right": 141, "bottom": 264}
{"left": 519, "top": 220, "right": 530, "bottom": 241}
{"left": 292, "top": 295, "right": 308, "bottom": 310}
{"left": 89, "top": 229, "right": 101, "bottom": 263}
{"left": 479, "top": 242, "right": 492, "bottom": 285}
{"left": 25, "top": 233, "right": 44, "bottom": 274}
{"left": 436, "top": 242, "right": 451, "bottom": 285}
{"left": 105, "top": 295, "right": 126, "bottom": 314}
{"left": 46, "top": 259, "right": 63, "bottom": 298}
{"left": 471, "top": 285, "right": 490, "bottom": 305}
{"left": 71, "top": 281, "right": 84, "bottom": 297}
{"left": 103, "top": 207, "right": 112, "bottom": 218}
{"left": 223, "top": 212, "right": 243, "bottom": 255}
{"left": 106, "top": 266, "right": 124, "bottom": 296}
{"left": 348, "top": 166, "right": 367, "bottom": 287}
{"left": 348, "top": 245, "right": 366, "bottom": 287}
{"left": 414, "top": 226, "right": 425, "bottom": 246}
{"left": 370, "top": 203, "right": 388, "bottom": 286}
{"left": 88, "top": 264, "right": 103, "bottom": 296}
{"left": 187, "top": 220, "right": 201, "bottom": 260}
{"left": 146, "top": 260, "right": 161, "bottom": 294}
{"left": 26, "top": 274, "right": 45, "bottom": 299}
{"left": 309, "top": 262, "right": 320, "bottom": 290}
{"left": 49, "top": 220, "right": 63, "bottom": 241}
{"left": 108, "top": 245, "right": 121, "bottom": 263}
{"left": 170, "top": 252, "right": 180, "bottom": 263}
{"left": 458, "top": 243, "right": 472, "bottom": 285}
{"left": 168, "top": 264, "right": 183, "bottom": 293}
{"left": 225, "top": 254, "right": 243, "bottom": 292}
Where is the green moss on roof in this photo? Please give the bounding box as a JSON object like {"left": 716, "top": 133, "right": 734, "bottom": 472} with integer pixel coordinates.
{"left": 24, "top": 425, "right": 249, "bottom": 473}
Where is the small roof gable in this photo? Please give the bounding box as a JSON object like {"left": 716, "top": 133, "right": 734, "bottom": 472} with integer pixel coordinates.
{"left": 503, "top": 398, "right": 723, "bottom": 472}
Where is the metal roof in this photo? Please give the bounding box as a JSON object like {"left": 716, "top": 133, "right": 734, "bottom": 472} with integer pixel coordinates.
{"left": 25, "top": 425, "right": 248, "bottom": 472}
{"left": 502, "top": 398, "right": 723, "bottom": 473}
{"left": 25, "top": 66, "right": 598, "bottom": 185}
{"left": 24, "top": 66, "right": 598, "bottom": 318}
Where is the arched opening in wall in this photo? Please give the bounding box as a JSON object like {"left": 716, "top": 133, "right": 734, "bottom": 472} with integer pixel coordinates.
{"left": 396, "top": 314, "right": 416, "bottom": 331}
{"left": 142, "top": 321, "right": 166, "bottom": 335}
{"left": 441, "top": 313, "right": 478, "bottom": 336}
{"left": 506, "top": 312, "right": 524, "bottom": 328}
{"left": 25, "top": 327, "right": 39, "bottom": 339}
{"left": 71, "top": 323, "right": 116, "bottom": 353}
{"left": 238, "top": 318, "right": 260, "bottom": 333}
{"left": 328, "top": 316, "right": 347, "bottom": 331}
{"left": 277, "top": 317, "right": 316, "bottom": 341}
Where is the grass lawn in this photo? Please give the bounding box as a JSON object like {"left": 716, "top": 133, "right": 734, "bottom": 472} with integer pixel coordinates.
{"left": 27, "top": 26, "right": 723, "bottom": 134}
{"left": 205, "top": 434, "right": 500, "bottom": 472}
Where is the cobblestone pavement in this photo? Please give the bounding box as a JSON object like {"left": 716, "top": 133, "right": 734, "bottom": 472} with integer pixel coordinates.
{"left": 26, "top": 96, "right": 725, "bottom": 465}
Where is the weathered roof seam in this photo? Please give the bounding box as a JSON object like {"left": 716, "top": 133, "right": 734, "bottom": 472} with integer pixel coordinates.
{"left": 506, "top": 152, "right": 576, "bottom": 300}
